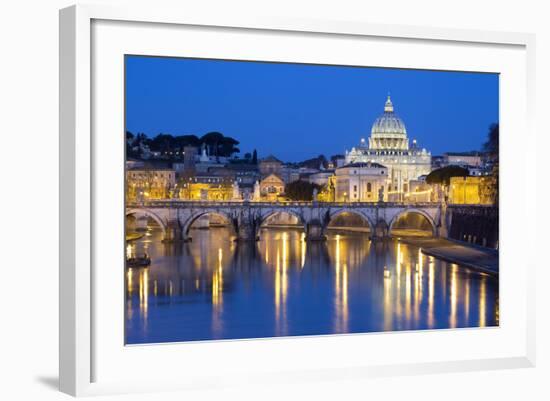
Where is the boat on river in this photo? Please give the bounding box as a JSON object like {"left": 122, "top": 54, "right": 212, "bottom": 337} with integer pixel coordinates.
{"left": 126, "top": 254, "right": 151, "bottom": 268}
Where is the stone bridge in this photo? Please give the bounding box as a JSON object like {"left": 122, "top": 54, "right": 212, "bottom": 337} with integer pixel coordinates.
{"left": 126, "top": 201, "right": 447, "bottom": 242}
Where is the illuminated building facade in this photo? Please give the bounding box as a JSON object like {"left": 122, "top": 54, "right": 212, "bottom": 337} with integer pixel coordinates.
{"left": 345, "top": 96, "right": 432, "bottom": 200}
{"left": 449, "top": 176, "right": 493, "bottom": 205}
{"left": 260, "top": 173, "right": 285, "bottom": 200}
{"left": 126, "top": 168, "right": 176, "bottom": 201}
{"left": 334, "top": 162, "right": 388, "bottom": 202}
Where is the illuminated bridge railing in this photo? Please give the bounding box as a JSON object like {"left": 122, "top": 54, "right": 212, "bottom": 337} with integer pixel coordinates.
{"left": 126, "top": 200, "right": 442, "bottom": 208}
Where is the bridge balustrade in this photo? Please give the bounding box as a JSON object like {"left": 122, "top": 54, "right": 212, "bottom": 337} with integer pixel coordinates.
{"left": 127, "top": 200, "right": 441, "bottom": 208}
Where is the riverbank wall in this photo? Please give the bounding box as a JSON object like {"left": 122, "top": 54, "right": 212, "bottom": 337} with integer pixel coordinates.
{"left": 446, "top": 205, "right": 498, "bottom": 249}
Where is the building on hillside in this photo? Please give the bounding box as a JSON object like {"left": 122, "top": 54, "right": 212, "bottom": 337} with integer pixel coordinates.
{"left": 307, "top": 170, "right": 335, "bottom": 187}
{"left": 126, "top": 158, "right": 145, "bottom": 170}
{"left": 280, "top": 165, "right": 301, "bottom": 184}
{"left": 448, "top": 176, "right": 494, "bottom": 205}
{"left": 431, "top": 155, "right": 445, "bottom": 170}
{"left": 172, "top": 145, "right": 199, "bottom": 177}
{"left": 344, "top": 96, "right": 432, "bottom": 201}
{"left": 334, "top": 162, "right": 388, "bottom": 202}
{"left": 225, "top": 163, "right": 260, "bottom": 186}
{"left": 189, "top": 170, "right": 235, "bottom": 185}
{"left": 467, "top": 166, "right": 490, "bottom": 177}
{"left": 126, "top": 168, "right": 176, "bottom": 201}
{"left": 259, "top": 155, "right": 283, "bottom": 176}
{"left": 444, "top": 151, "right": 483, "bottom": 167}
{"left": 330, "top": 155, "right": 346, "bottom": 169}
{"left": 260, "top": 173, "right": 285, "bottom": 201}
{"left": 193, "top": 144, "right": 228, "bottom": 172}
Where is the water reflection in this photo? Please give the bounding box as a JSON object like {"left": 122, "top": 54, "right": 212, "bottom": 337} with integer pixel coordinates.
{"left": 125, "top": 226, "right": 499, "bottom": 344}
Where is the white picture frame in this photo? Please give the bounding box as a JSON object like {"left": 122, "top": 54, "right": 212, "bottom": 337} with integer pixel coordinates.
{"left": 59, "top": 4, "right": 536, "bottom": 397}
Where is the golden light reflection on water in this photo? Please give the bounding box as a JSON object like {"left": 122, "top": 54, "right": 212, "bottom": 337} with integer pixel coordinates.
{"left": 428, "top": 260, "right": 435, "bottom": 328}
{"left": 405, "top": 262, "right": 412, "bottom": 322}
{"left": 140, "top": 269, "right": 148, "bottom": 316}
{"left": 127, "top": 268, "right": 133, "bottom": 296}
{"left": 126, "top": 243, "right": 133, "bottom": 259}
{"left": 211, "top": 247, "right": 224, "bottom": 337}
{"left": 274, "top": 243, "right": 288, "bottom": 335}
{"left": 450, "top": 263, "right": 458, "bottom": 328}
{"left": 300, "top": 232, "right": 306, "bottom": 268}
{"left": 212, "top": 248, "right": 223, "bottom": 307}
{"left": 479, "top": 275, "right": 487, "bottom": 327}
{"left": 396, "top": 242, "right": 402, "bottom": 293}
{"left": 383, "top": 265, "right": 392, "bottom": 331}
{"left": 332, "top": 234, "right": 349, "bottom": 332}
{"left": 125, "top": 225, "right": 499, "bottom": 343}
{"left": 258, "top": 229, "right": 303, "bottom": 337}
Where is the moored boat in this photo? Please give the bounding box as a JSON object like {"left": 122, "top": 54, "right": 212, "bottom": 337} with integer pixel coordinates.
{"left": 126, "top": 254, "right": 151, "bottom": 268}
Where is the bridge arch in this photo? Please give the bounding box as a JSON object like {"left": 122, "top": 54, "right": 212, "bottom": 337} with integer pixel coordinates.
{"left": 126, "top": 208, "right": 167, "bottom": 234}
{"left": 181, "top": 210, "right": 236, "bottom": 237}
{"left": 256, "top": 210, "right": 306, "bottom": 238}
{"left": 388, "top": 208, "right": 437, "bottom": 237}
{"left": 326, "top": 209, "right": 375, "bottom": 233}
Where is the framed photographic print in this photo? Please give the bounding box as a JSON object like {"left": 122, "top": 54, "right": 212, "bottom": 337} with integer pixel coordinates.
{"left": 59, "top": 4, "right": 536, "bottom": 397}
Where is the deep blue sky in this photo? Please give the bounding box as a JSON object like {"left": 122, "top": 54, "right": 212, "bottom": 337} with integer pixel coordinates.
{"left": 125, "top": 56, "right": 499, "bottom": 162}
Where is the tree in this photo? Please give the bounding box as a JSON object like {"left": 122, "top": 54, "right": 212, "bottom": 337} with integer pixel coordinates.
{"left": 219, "top": 136, "right": 240, "bottom": 157}
{"left": 426, "top": 165, "right": 469, "bottom": 186}
{"left": 125, "top": 131, "right": 143, "bottom": 158}
{"left": 135, "top": 132, "right": 149, "bottom": 145}
{"left": 199, "top": 132, "right": 240, "bottom": 158}
{"left": 252, "top": 149, "right": 258, "bottom": 164}
{"left": 483, "top": 123, "right": 499, "bottom": 156}
{"left": 285, "top": 180, "right": 322, "bottom": 201}
{"left": 149, "top": 133, "right": 175, "bottom": 153}
{"left": 482, "top": 123, "right": 499, "bottom": 204}
{"left": 200, "top": 132, "right": 224, "bottom": 158}
{"left": 174, "top": 134, "right": 201, "bottom": 149}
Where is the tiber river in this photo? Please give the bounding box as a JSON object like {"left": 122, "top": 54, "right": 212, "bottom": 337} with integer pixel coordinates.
{"left": 125, "top": 218, "right": 499, "bottom": 344}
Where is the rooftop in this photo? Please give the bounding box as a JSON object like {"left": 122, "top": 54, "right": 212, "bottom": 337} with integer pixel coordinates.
{"left": 260, "top": 155, "right": 283, "bottom": 163}
{"left": 444, "top": 151, "right": 483, "bottom": 157}
{"left": 340, "top": 162, "right": 387, "bottom": 169}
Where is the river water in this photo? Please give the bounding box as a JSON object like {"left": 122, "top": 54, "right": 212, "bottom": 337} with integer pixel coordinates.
{"left": 125, "top": 226, "right": 499, "bottom": 344}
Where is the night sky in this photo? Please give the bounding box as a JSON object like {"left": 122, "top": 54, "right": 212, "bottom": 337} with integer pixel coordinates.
{"left": 125, "top": 56, "right": 499, "bottom": 162}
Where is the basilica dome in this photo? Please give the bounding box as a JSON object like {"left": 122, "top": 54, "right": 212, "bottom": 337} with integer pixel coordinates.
{"left": 370, "top": 96, "right": 407, "bottom": 136}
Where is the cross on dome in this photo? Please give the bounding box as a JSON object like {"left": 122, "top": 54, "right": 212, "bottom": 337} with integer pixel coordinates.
{"left": 384, "top": 93, "right": 394, "bottom": 112}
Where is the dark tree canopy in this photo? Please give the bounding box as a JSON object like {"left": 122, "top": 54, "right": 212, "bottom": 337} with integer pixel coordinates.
{"left": 426, "top": 165, "right": 469, "bottom": 186}
{"left": 150, "top": 133, "right": 174, "bottom": 153}
{"left": 174, "top": 134, "right": 200, "bottom": 148}
{"left": 137, "top": 131, "right": 240, "bottom": 158}
{"left": 482, "top": 123, "right": 499, "bottom": 204}
{"left": 200, "top": 132, "right": 240, "bottom": 158}
{"left": 285, "top": 180, "right": 322, "bottom": 201}
{"left": 483, "top": 123, "right": 499, "bottom": 156}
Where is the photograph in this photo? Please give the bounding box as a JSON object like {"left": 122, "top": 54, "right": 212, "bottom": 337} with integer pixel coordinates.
{"left": 124, "top": 55, "right": 499, "bottom": 344}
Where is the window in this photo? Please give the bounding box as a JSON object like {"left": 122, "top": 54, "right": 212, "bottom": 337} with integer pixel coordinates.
{"left": 353, "top": 185, "right": 357, "bottom": 192}
{"left": 367, "top": 183, "right": 372, "bottom": 192}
